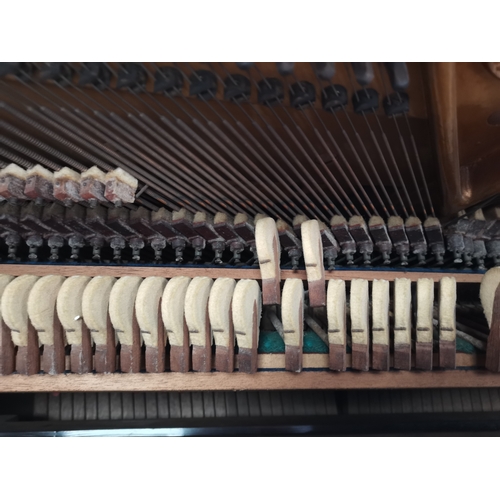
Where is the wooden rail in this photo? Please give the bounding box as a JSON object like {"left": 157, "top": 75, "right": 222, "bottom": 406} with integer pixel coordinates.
{"left": 0, "top": 264, "right": 485, "bottom": 283}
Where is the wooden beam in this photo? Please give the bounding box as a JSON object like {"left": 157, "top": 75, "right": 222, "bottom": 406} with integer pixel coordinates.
{"left": 0, "top": 264, "right": 484, "bottom": 283}
{"left": 0, "top": 368, "right": 498, "bottom": 392}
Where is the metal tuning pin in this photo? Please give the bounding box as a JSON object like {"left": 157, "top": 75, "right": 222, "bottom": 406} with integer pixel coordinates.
{"left": 193, "top": 211, "right": 226, "bottom": 265}
{"left": 171, "top": 208, "right": 206, "bottom": 264}
{"left": 276, "top": 219, "right": 302, "bottom": 270}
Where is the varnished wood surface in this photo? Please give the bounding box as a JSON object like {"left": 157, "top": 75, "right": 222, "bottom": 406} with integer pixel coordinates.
{"left": 0, "top": 264, "right": 484, "bottom": 283}
{"left": 0, "top": 352, "right": 484, "bottom": 392}
{"left": 0, "top": 367, "right": 499, "bottom": 392}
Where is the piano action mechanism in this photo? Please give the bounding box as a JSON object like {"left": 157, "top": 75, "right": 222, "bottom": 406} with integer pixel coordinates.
{"left": 0, "top": 62, "right": 500, "bottom": 392}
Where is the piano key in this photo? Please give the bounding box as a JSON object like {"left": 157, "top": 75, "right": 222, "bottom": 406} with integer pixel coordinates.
{"left": 168, "top": 392, "right": 181, "bottom": 419}
{"left": 214, "top": 392, "right": 226, "bottom": 418}
{"left": 59, "top": 393, "right": 72, "bottom": 421}
{"left": 85, "top": 393, "right": 97, "bottom": 420}
{"left": 236, "top": 391, "right": 250, "bottom": 418}
{"left": 191, "top": 391, "right": 204, "bottom": 419}
{"left": 225, "top": 391, "right": 238, "bottom": 418}
{"left": 110, "top": 392, "right": 123, "bottom": 420}
{"left": 97, "top": 392, "right": 110, "bottom": 420}
{"left": 269, "top": 391, "right": 284, "bottom": 417}
{"left": 133, "top": 392, "right": 146, "bottom": 420}
{"left": 122, "top": 392, "right": 134, "bottom": 420}
{"left": 202, "top": 392, "right": 215, "bottom": 418}
{"left": 145, "top": 393, "right": 158, "bottom": 420}
{"left": 157, "top": 392, "right": 169, "bottom": 419}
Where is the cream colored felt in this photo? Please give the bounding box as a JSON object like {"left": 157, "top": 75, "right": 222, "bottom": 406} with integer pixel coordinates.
{"left": 405, "top": 216, "right": 422, "bottom": 228}
{"left": 388, "top": 215, "right": 405, "bottom": 229}
{"left": 368, "top": 215, "right": 385, "bottom": 229}
{"left": 372, "top": 279, "right": 390, "bottom": 346}
{"left": 0, "top": 275, "right": 14, "bottom": 347}
{"left": 293, "top": 214, "right": 309, "bottom": 227}
{"left": 27, "top": 164, "right": 53, "bottom": 180}
{"left": 162, "top": 276, "right": 191, "bottom": 347}
{"left": 473, "top": 209, "right": 485, "bottom": 221}
{"left": 232, "top": 280, "right": 262, "bottom": 350}
{"left": 281, "top": 278, "right": 304, "bottom": 347}
{"left": 394, "top": 278, "right": 412, "bottom": 345}
{"left": 56, "top": 276, "right": 92, "bottom": 346}
{"left": 54, "top": 167, "right": 80, "bottom": 183}
{"left": 81, "top": 165, "right": 106, "bottom": 182}
{"left": 208, "top": 277, "right": 236, "bottom": 348}
{"left": 1, "top": 163, "right": 26, "bottom": 179}
{"left": 255, "top": 217, "right": 280, "bottom": 282}
{"left": 423, "top": 216, "right": 441, "bottom": 228}
{"left": 81, "top": 276, "right": 116, "bottom": 346}
{"left": 1, "top": 275, "right": 39, "bottom": 347}
{"left": 330, "top": 215, "right": 347, "bottom": 227}
{"left": 301, "top": 220, "right": 324, "bottom": 283}
{"left": 109, "top": 276, "right": 143, "bottom": 346}
{"left": 327, "top": 279, "right": 346, "bottom": 345}
{"left": 27, "top": 275, "right": 66, "bottom": 346}
{"left": 350, "top": 279, "right": 369, "bottom": 345}
{"left": 185, "top": 277, "right": 213, "bottom": 347}
{"left": 439, "top": 277, "right": 456, "bottom": 342}
{"left": 136, "top": 277, "right": 167, "bottom": 347}
{"left": 480, "top": 267, "right": 500, "bottom": 328}
{"left": 416, "top": 278, "right": 434, "bottom": 343}
{"left": 105, "top": 167, "right": 138, "bottom": 190}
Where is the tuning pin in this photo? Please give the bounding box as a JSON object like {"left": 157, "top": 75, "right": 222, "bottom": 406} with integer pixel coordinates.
{"left": 350, "top": 63, "right": 374, "bottom": 86}
{"left": 68, "top": 234, "right": 85, "bottom": 261}
{"left": 90, "top": 236, "right": 104, "bottom": 262}
{"left": 189, "top": 70, "right": 218, "bottom": 100}
{"left": 110, "top": 236, "right": 126, "bottom": 262}
{"left": 26, "top": 234, "right": 43, "bottom": 261}
{"left": 276, "top": 62, "right": 295, "bottom": 76}
{"left": 116, "top": 63, "right": 147, "bottom": 92}
{"left": 39, "top": 63, "right": 74, "bottom": 86}
{"left": 129, "top": 236, "right": 144, "bottom": 262}
{"left": 154, "top": 66, "right": 184, "bottom": 94}
{"left": 79, "top": 62, "right": 112, "bottom": 89}
{"left": 384, "top": 62, "right": 410, "bottom": 91}
{"left": 151, "top": 236, "right": 166, "bottom": 263}
{"left": 47, "top": 234, "right": 64, "bottom": 262}
{"left": 5, "top": 232, "right": 20, "bottom": 260}
{"left": 235, "top": 63, "right": 254, "bottom": 70}
{"left": 312, "top": 62, "right": 336, "bottom": 81}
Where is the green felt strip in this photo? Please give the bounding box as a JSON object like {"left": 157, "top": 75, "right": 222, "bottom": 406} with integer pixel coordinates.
{"left": 256, "top": 331, "right": 477, "bottom": 354}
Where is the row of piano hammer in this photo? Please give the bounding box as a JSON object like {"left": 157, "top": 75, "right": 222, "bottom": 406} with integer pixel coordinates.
{"left": 0, "top": 269, "right": 459, "bottom": 376}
